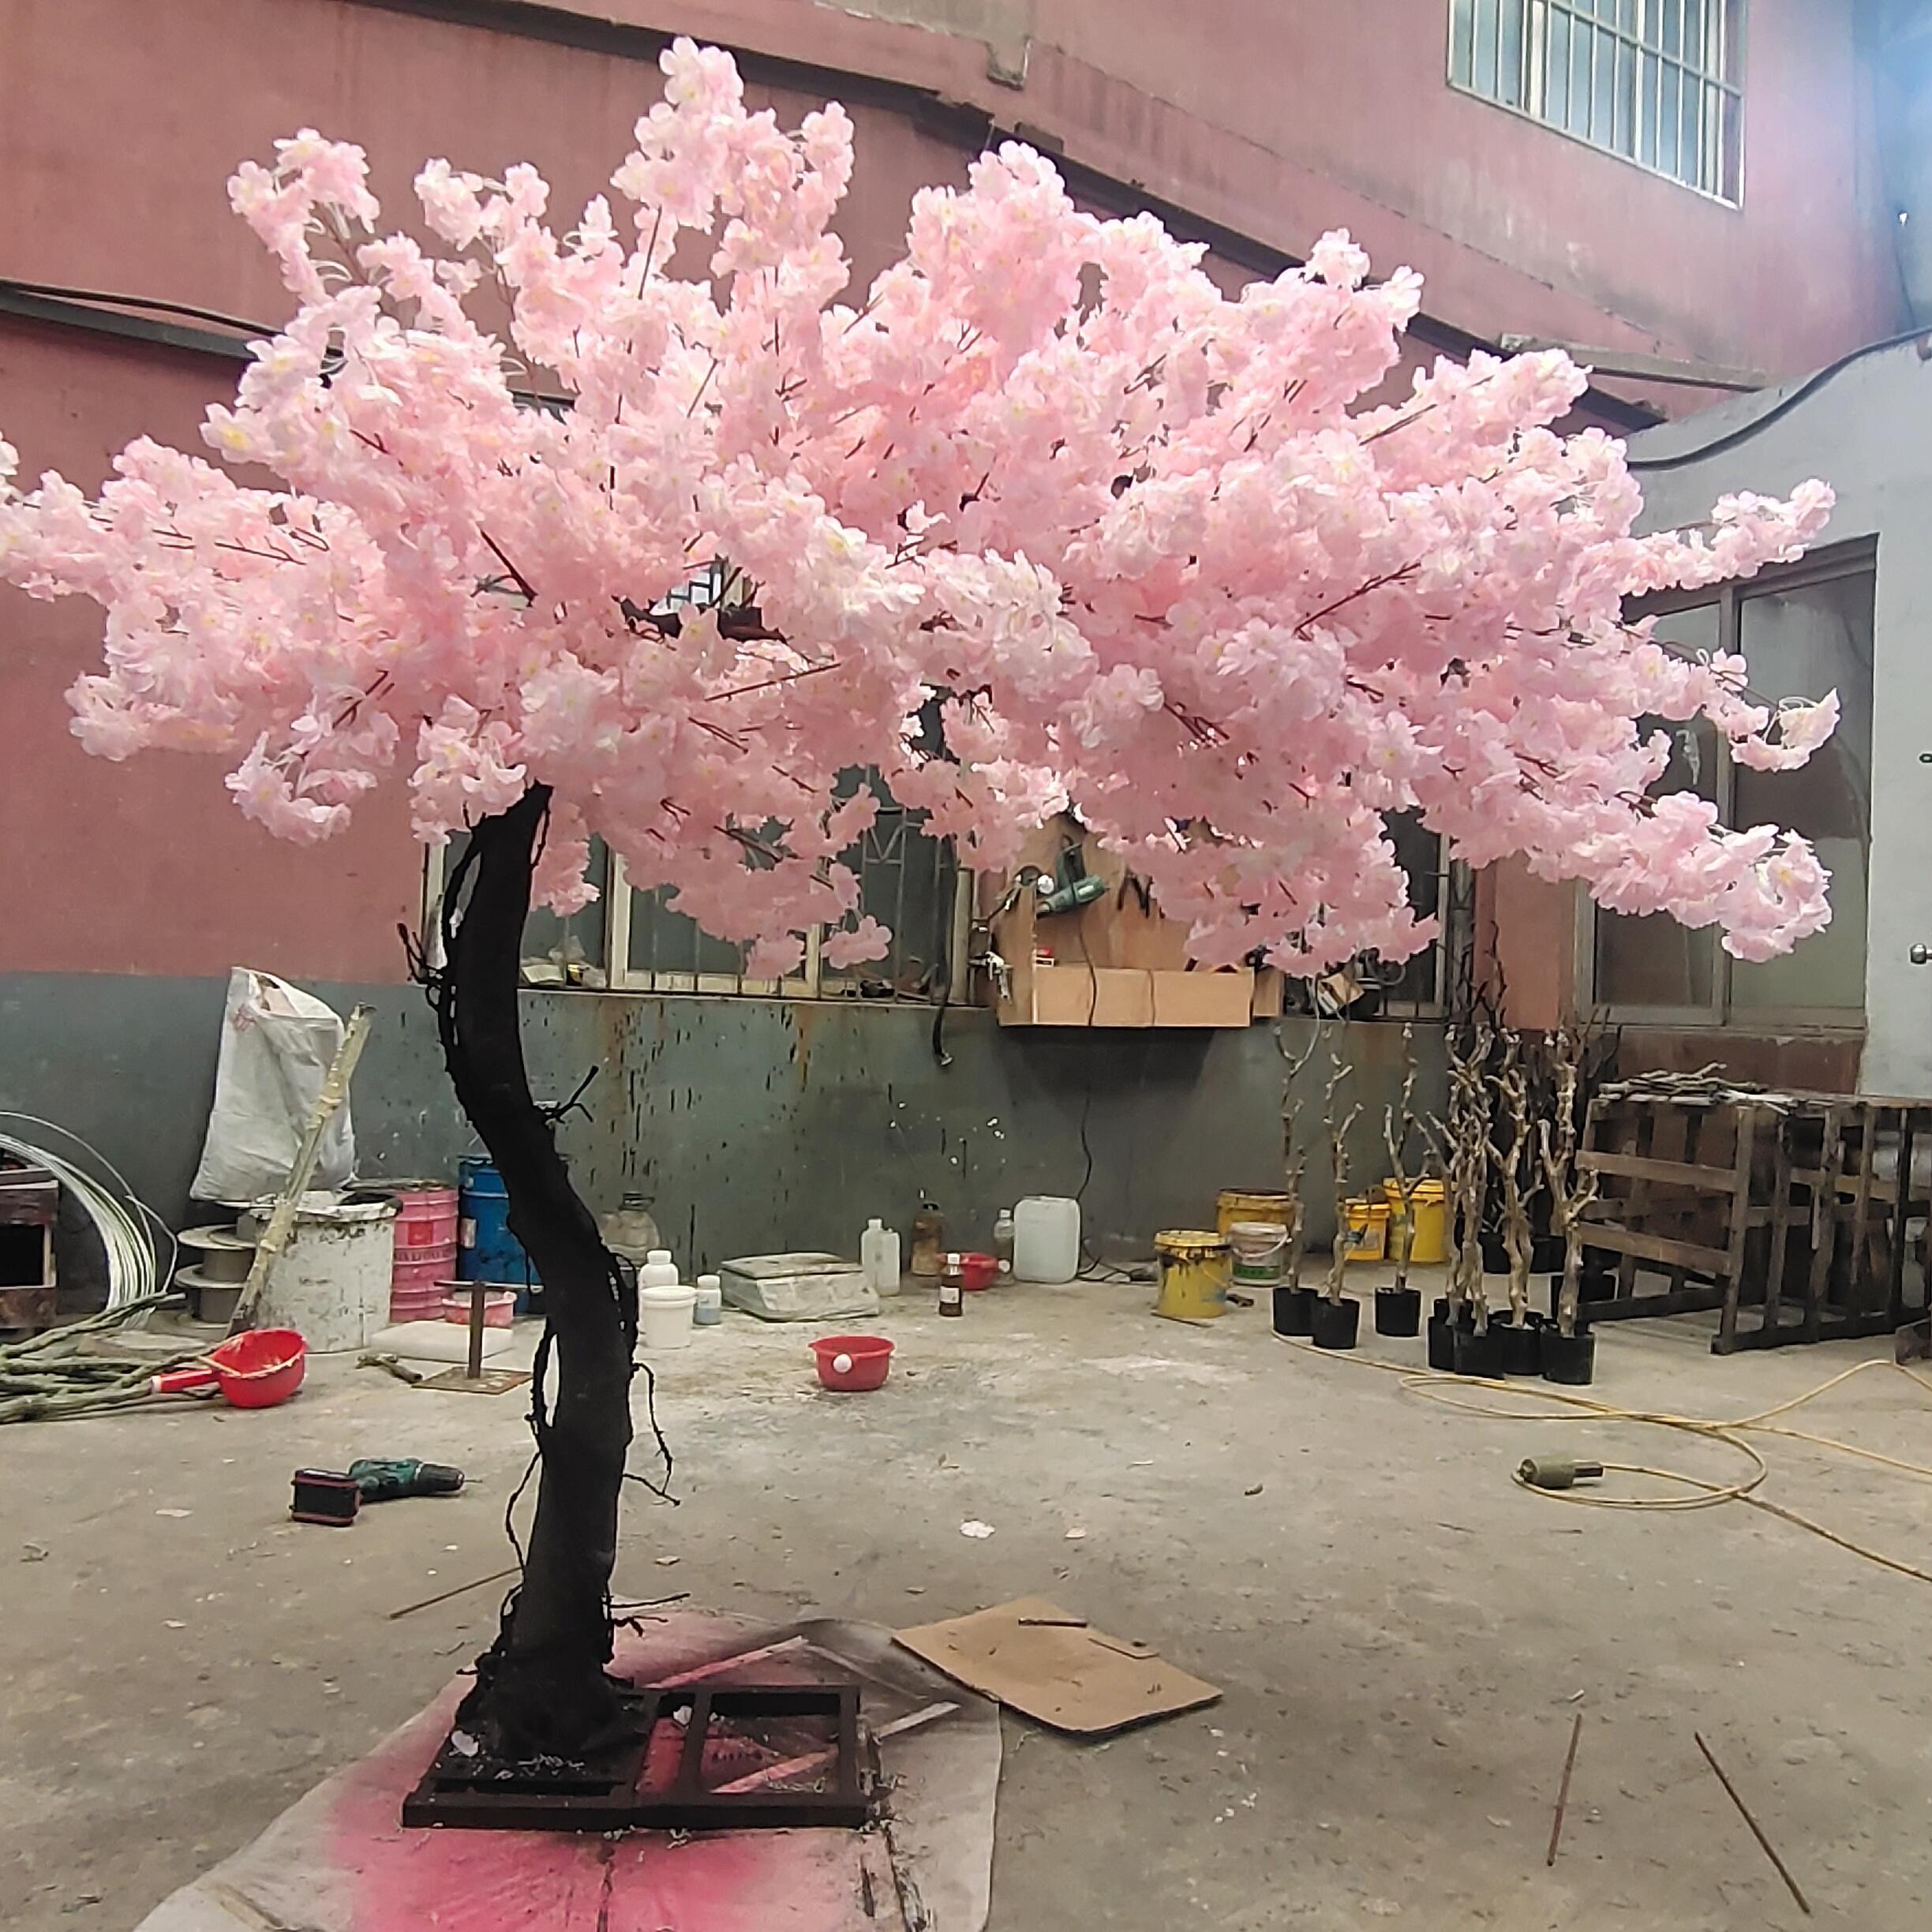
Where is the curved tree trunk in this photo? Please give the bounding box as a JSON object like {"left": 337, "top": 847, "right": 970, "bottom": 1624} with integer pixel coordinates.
{"left": 435, "top": 784, "right": 638, "bottom": 1761}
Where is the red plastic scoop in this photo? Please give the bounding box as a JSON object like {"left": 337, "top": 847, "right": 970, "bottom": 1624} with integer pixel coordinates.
{"left": 151, "top": 1328, "right": 308, "bottom": 1409}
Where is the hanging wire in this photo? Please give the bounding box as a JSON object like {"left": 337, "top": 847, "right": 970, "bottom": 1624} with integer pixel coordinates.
{"left": 0, "top": 1113, "right": 176, "bottom": 1310}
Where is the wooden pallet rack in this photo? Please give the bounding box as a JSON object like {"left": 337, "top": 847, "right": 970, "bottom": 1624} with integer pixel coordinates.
{"left": 1574, "top": 1085, "right": 1931, "bottom": 1354}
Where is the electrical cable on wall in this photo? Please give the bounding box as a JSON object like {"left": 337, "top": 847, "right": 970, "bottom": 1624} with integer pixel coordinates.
{"left": 1626, "top": 325, "right": 1932, "bottom": 472}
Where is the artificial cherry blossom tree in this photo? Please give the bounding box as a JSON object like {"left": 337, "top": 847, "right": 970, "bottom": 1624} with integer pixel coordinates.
{"left": 0, "top": 40, "right": 1840, "bottom": 1761}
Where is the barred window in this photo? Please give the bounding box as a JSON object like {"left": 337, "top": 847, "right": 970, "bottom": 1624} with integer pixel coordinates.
{"left": 1450, "top": 0, "right": 1743, "bottom": 202}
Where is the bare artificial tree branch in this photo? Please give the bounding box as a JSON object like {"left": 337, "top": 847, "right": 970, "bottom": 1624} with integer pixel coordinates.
{"left": 1539, "top": 1028, "right": 1603, "bottom": 1339}
{"left": 1488, "top": 1028, "right": 1541, "bottom": 1331}
{"left": 1323, "top": 1041, "right": 1360, "bottom": 1305}
{"left": 1382, "top": 1023, "right": 1424, "bottom": 1294}
{"left": 1275, "top": 1009, "right": 1322, "bottom": 1295}
{"left": 1446, "top": 1018, "right": 1492, "bottom": 1327}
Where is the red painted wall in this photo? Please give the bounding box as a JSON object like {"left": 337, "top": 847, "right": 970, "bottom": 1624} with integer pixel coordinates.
{"left": 0, "top": 323, "right": 418, "bottom": 981}
{"left": 0, "top": 2, "right": 1898, "bottom": 383}
{"left": 0, "top": 0, "right": 1902, "bottom": 983}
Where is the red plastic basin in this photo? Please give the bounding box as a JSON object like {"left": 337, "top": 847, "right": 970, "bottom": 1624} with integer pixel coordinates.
{"left": 152, "top": 1327, "right": 307, "bottom": 1410}
{"left": 811, "top": 1334, "right": 894, "bottom": 1392}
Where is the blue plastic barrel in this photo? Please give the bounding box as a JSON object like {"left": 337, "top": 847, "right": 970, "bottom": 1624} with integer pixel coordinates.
{"left": 458, "top": 1155, "right": 541, "bottom": 1308}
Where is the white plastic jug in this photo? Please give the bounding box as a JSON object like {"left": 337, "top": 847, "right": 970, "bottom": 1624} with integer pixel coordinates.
{"left": 639, "top": 1248, "right": 679, "bottom": 1290}
{"left": 860, "top": 1218, "right": 901, "bottom": 1297}
{"left": 1013, "top": 1196, "right": 1080, "bottom": 1283}
{"left": 638, "top": 1280, "right": 696, "bottom": 1352}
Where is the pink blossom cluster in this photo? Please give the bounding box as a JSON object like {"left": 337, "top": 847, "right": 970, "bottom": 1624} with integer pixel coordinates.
{"left": 0, "top": 39, "right": 1837, "bottom": 971}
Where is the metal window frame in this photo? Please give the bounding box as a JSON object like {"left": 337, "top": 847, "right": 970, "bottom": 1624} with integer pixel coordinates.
{"left": 1449, "top": 0, "right": 1745, "bottom": 206}
{"left": 421, "top": 841, "right": 968, "bottom": 1008}
{"left": 1378, "top": 843, "right": 1469, "bottom": 1022}
{"left": 1577, "top": 537, "right": 1878, "bottom": 1032}
{"left": 606, "top": 852, "right": 819, "bottom": 1000}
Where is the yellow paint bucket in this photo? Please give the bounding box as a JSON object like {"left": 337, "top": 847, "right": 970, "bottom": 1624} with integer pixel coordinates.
{"left": 1154, "top": 1229, "right": 1232, "bottom": 1320}
{"left": 1215, "top": 1189, "right": 1293, "bottom": 1239}
{"left": 1381, "top": 1178, "right": 1449, "bottom": 1265}
{"left": 1342, "top": 1198, "right": 1390, "bottom": 1264}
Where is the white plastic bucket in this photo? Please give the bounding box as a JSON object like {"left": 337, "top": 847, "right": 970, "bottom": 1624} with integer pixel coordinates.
{"left": 242, "top": 1193, "right": 397, "bottom": 1352}
{"left": 638, "top": 1282, "right": 697, "bottom": 1353}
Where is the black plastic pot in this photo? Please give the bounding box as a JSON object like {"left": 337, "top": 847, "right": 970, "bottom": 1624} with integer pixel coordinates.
{"left": 1425, "top": 1313, "right": 1457, "bottom": 1371}
{"left": 1272, "top": 1284, "right": 1316, "bottom": 1336}
{"left": 1374, "top": 1285, "right": 1422, "bottom": 1337}
{"left": 1498, "top": 1313, "right": 1544, "bottom": 1376}
{"left": 1480, "top": 1231, "right": 1510, "bottom": 1276}
{"left": 1452, "top": 1323, "right": 1509, "bottom": 1377}
{"left": 1309, "top": 1295, "right": 1361, "bottom": 1351}
{"left": 1541, "top": 1326, "right": 1597, "bottom": 1384}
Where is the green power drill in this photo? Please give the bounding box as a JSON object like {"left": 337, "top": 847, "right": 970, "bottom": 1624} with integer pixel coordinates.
{"left": 290, "top": 1458, "right": 464, "bottom": 1526}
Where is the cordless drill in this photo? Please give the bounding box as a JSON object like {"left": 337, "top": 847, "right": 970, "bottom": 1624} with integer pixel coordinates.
{"left": 290, "top": 1458, "right": 464, "bottom": 1526}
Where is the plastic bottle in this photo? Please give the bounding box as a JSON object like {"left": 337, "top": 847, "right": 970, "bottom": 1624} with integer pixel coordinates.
{"left": 600, "top": 1192, "right": 662, "bottom": 1265}
{"left": 910, "top": 1204, "right": 944, "bottom": 1278}
{"left": 639, "top": 1247, "right": 679, "bottom": 1291}
{"left": 1013, "top": 1196, "right": 1080, "bottom": 1283}
{"left": 860, "top": 1218, "right": 901, "bottom": 1298}
{"left": 992, "top": 1208, "right": 1017, "bottom": 1276}
{"left": 693, "top": 1272, "right": 723, "bottom": 1325}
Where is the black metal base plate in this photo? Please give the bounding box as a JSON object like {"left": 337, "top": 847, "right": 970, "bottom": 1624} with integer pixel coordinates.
{"left": 401, "top": 1683, "right": 866, "bottom": 1833}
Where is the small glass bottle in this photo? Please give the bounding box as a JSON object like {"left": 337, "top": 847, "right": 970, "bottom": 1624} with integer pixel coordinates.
{"left": 992, "top": 1208, "right": 1016, "bottom": 1277}
{"left": 938, "top": 1252, "right": 965, "bottom": 1316}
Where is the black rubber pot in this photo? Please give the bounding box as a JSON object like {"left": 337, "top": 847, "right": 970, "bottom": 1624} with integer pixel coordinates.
{"left": 1272, "top": 1284, "right": 1316, "bottom": 1336}
{"left": 1425, "top": 1313, "right": 1458, "bottom": 1371}
{"left": 1309, "top": 1296, "right": 1361, "bottom": 1351}
{"left": 1498, "top": 1313, "right": 1544, "bottom": 1376}
{"left": 1480, "top": 1231, "right": 1510, "bottom": 1276}
{"left": 1452, "top": 1323, "right": 1508, "bottom": 1377}
{"left": 1541, "top": 1326, "right": 1597, "bottom": 1385}
{"left": 1374, "top": 1285, "right": 1422, "bottom": 1337}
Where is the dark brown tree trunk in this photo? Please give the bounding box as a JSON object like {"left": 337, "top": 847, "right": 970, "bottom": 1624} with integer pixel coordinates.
{"left": 434, "top": 784, "right": 638, "bottom": 1760}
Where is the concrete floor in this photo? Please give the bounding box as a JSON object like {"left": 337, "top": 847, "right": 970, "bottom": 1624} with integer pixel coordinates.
{"left": 5, "top": 1272, "right": 1930, "bottom": 1930}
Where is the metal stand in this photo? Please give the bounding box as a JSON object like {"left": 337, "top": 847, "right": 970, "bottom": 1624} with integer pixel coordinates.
{"left": 400, "top": 1684, "right": 867, "bottom": 1832}
{"left": 420, "top": 1280, "right": 529, "bottom": 1395}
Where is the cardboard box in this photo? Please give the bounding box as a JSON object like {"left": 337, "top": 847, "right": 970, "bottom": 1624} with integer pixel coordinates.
{"left": 1002, "top": 964, "right": 1154, "bottom": 1028}
{"left": 1150, "top": 969, "right": 1255, "bottom": 1028}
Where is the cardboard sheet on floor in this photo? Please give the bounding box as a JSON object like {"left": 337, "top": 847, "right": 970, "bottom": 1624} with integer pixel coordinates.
{"left": 895, "top": 1595, "right": 1219, "bottom": 1735}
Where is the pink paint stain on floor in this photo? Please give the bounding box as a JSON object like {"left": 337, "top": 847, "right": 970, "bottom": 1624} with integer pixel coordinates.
{"left": 328, "top": 1632, "right": 890, "bottom": 1932}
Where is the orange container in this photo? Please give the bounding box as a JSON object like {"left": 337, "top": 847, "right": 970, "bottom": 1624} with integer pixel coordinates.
{"left": 151, "top": 1329, "right": 307, "bottom": 1409}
